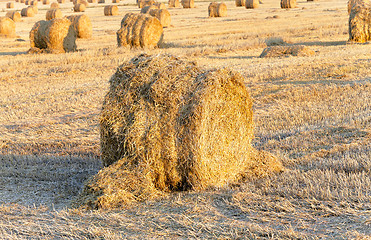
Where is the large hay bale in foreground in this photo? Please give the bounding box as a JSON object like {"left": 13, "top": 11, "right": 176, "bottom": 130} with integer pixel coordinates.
{"left": 208, "top": 2, "right": 227, "bottom": 17}
{"left": 148, "top": 9, "right": 171, "bottom": 27}
{"left": 66, "top": 14, "right": 92, "bottom": 38}
{"left": 46, "top": 8, "right": 62, "bottom": 20}
{"left": 259, "top": 45, "right": 314, "bottom": 57}
{"left": 104, "top": 5, "right": 119, "bottom": 15}
{"left": 235, "top": 0, "right": 245, "bottom": 7}
{"left": 168, "top": 0, "right": 180, "bottom": 7}
{"left": 245, "top": 0, "right": 259, "bottom": 8}
{"left": 29, "top": 18, "right": 77, "bottom": 53}
{"left": 181, "top": 0, "right": 194, "bottom": 8}
{"left": 0, "top": 17, "right": 16, "bottom": 38}
{"left": 5, "top": 11, "right": 21, "bottom": 22}
{"left": 348, "top": 1, "right": 371, "bottom": 42}
{"left": 75, "top": 54, "right": 283, "bottom": 209}
{"left": 117, "top": 13, "right": 163, "bottom": 48}
{"left": 21, "top": 7, "right": 35, "bottom": 17}
{"left": 281, "top": 0, "right": 296, "bottom": 8}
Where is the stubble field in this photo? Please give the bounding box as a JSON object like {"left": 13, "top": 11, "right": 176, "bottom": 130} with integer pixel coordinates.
{"left": 0, "top": 0, "right": 370, "bottom": 238}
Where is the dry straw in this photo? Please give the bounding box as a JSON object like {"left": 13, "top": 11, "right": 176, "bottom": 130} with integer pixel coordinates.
{"left": 208, "top": 2, "right": 227, "bottom": 17}
{"left": 181, "top": 0, "right": 194, "bottom": 8}
{"left": 245, "top": 0, "right": 259, "bottom": 8}
{"left": 5, "top": 11, "right": 21, "bottom": 22}
{"left": 235, "top": 0, "right": 245, "bottom": 7}
{"left": 141, "top": 5, "right": 157, "bottom": 13}
{"left": 348, "top": 1, "right": 371, "bottom": 42}
{"left": 0, "top": 17, "right": 16, "bottom": 38}
{"left": 74, "top": 54, "right": 283, "bottom": 209}
{"left": 50, "top": 2, "right": 59, "bottom": 8}
{"left": 117, "top": 13, "right": 163, "bottom": 48}
{"left": 66, "top": 14, "right": 92, "bottom": 38}
{"left": 104, "top": 5, "right": 119, "bottom": 16}
{"left": 281, "top": 0, "right": 296, "bottom": 8}
{"left": 29, "top": 18, "right": 77, "bottom": 53}
{"left": 148, "top": 9, "right": 171, "bottom": 27}
{"left": 6, "top": 2, "right": 14, "bottom": 8}
{"left": 74, "top": 3, "right": 86, "bottom": 12}
{"left": 21, "top": 7, "right": 35, "bottom": 17}
{"left": 259, "top": 45, "right": 314, "bottom": 57}
{"left": 347, "top": 0, "right": 369, "bottom": 14}
{"left": 168, "top": 0, "right": 180, "bottom": 7}
{"left": 46, "top": 8, "right": 62, "bottom": 20}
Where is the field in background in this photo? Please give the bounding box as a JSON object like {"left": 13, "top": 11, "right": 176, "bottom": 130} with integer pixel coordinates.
{"left": 0, "top": 0, "right": 370, "bottom": 238}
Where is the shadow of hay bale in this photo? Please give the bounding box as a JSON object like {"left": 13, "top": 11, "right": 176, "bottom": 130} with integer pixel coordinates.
{"left": 259, "top": 45, "right": 315, "bottom": 58}
{"left": 74, "top": 54, "right": 283, "bottom": 209}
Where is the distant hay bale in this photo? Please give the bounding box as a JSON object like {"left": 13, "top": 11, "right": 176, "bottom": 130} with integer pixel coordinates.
{"left": 259, "top": 45, "right": 314, "bottom": 57}
{"left": 348, "top": 1, "right": 371, "bottom": 42}
{"left": 208, "top": 2, "right": 227, "bottom": 17}
{"left": 141, "top": 5, "right": 157, "bottom": 13}
{"left": 74, "top": 53, "right": 283, "bottom": 209}
{"left": 74, "top": 3, "right": 86, "bottom": 12}
{"left": 98, "top": 0, "right": 105, "bottom": 3}
{"left": 66, "top": 14, "right": 92, "bottom": 38}
{"left": 0, "top": 17, "right": 16, "bottom": 38}
{"left": 21, "top": 7, "right": 35, "bottom": 17}
{"left": 43, "top": 0, "right": 50, "bottom": 4}
{"left": 181, "top": 0, "right": 194, "bottom": 8}
{"left": 168, "top": 0, "right": 180, "bottom": 7}
{"left": 137, "top": 0, "right": 155, "bottom": 8}
{"left": 5, "top": 11, "right": 21, "bottom": 22}
{"left": 117, "top": 13, "right": 163, "bottom": 48}
{"left": 15, "top": 0, "right": 19, "bottom": 2}
{"left": 50, "top": 2, "right": 59, "bottom": 8}
{"left": 81, "top": 0, "right": 88, "bottom": 6}
{"left": 281, "top": 0, "right": 296, "bottom": 8}
{"left": 6, "top": 2, "right": 14, "bottom": 8}
{"left": 29, "top": 18, "right": 77, "bottom": 53}
{"left": 245, "top": 0, "right": 259, "bottom": 8}
{"left": 148, "top": 9, "right": 171, "bottom": 27}
{"left": 112, "top": 0, "right": 120, "bottom": 3}
{"left": 46, "top": 8, "right": 62, "bottom": 20}
{"left": 104, "top": 5, "right": 119, "bottom": 15}
{"left": 57, "top": 0, "right": 65, "bottom": 3}
{"left": 20, "top": 0, "right": 25, "bottom": 3}
{"left": 88, "top": 0, "right": 96, "bottom": 2}
{"left": 73, "top": 0, "right": 80, "bottom": 3}
{"left": 25, "top": 0, "right": 30, "bottom": 5}
{"left": 235, "top": 0, "right": 245, "bottom": 7}
{"left": 30, "top": 0, "right": 38, "bottom": 5}
{"left": 30, "top": 5, "right": 38, "bottom": 13}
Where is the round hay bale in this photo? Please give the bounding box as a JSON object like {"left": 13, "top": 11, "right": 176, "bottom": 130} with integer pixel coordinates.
{"left": 280, "top": 0, "right": 296, "bottom": 8}
{"left": 208, "top": 2, "right": 227, "bottom": 17}
{"left": 0, "top": 17, "right": 16, "bottom": 38}
{"left": 88, "top": 0, "right": 96, "bottom": 2}
{"left": 20, "top": 0, "right": 25, "bottom": 3}
{"left": 15, "top": 0, "right": 19, "bottom": 2}
{"left": 153, "top": 2, "right": 166, "bottom": 8}
{"left": 21, "top": 7, "right": 35, "bottom": 17}
{"left": 235, "top": 0, "right": 245, "bottom": 6}
{"left": 30, "top": 5, "right": 38, "bottom": 13}
{"left": 137, "top": 0, "right": 155, "bottom": 8}
{"left": 259, "top": 45, "right": 314, "bottom": 57}
{"left": 245, "top": 0, "right": 259, "bottom": 8}
{"left": 141, "top": 5, "right": 157, "bottom": 13}
{"left": 66, "top": 14, "right": 92, "bottom": 38}
{"left": 117, "top": 13, "right": 163, "bottom": 48}
{"left": 112, "top": 0, "right": 120, "bottom": 3}
{"left": 6, "top": 2, "right": 15, "bottom": 8}
{"left": 80, "top": 0, "right": 88, "bottom": 6}
{"left": 50, "top": 2, "right": 59, "bottom": 7}
{"left": 5, "top": 11, "right": 21, "bottom": 22}
{"left": 30, "top": 0, "right": 38, "bottom": 5}
{"left": 168, "top": 0, "right": 180, "bottom": 7}
{"left": 42, "top": 0, "right": 50, "bottom": 4}
{"left": 74, "top": 53, "right": 282, "bottom": 209}
{"left": 181, "top": 0, "right": 194, "bottom": 8}
{"left": 104, "top": 5, "right": 119, "bottom": 15}
{"left": 29, "top": 18, "right": 77, "bottom": 53}
{"left": 46, "top": 8, "right": 62, "bottom": 20}
{"left": 25, "top": 0, "right": 31, "bottom": 5}
{"left": 148, "top": 9, "right": 171, "bottom": 27}
{"left": 348, "top": 1, "right": 371, "bottom": 42}
{"left": 98, "top": 0, "right": 105, "bottom": 3}
{"left": 74, "top": 3, "right": 86, "bottom": 12}
{"left": 348, "top": 0, "right": 369, "bottom": 14}
{"left": 57, "top": 0, "right": 65, "bottom": 3}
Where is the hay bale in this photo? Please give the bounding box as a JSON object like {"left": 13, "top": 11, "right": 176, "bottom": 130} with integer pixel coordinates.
{"left": 112, "top": 0, "right": 120, "bottom": 3}
{"left": 168, "top": 0, "right": 180, "bottom": 7}
{"left": 30, "top": 5, "right": 38, "bottom": 13}
{"left": 148, "top": 9, "right": 171, "bottom": 27}
{"left": 74, "top": 3, "right": 86, "bottom": 12}
{"left": 117, "top": 13, "right": 163, "bottom": 48}
{"left": 66, "top": 14, "right": 92, "bottom": 38}
{"left": 25, "top": 0, "right": 30, "bottom": 5}
{"left": 5, "top": 11, "right": 21, "bottom": 22}
{"left": 348, "top": 1, "right": 371, "bottom": 42}
{"left": 88, "top": 0, "right": 96, "bottom": 2}
{"left": 181, "top": 0, "right": 194, "bottom": 8}
{"left": 0, "top": 17, "right": 16, "bottom": 38}
{"left": 50, "top": 2, "right": 59, "bottom": 8}
{"left": 81, "top": 0, "right": 88, "bottom": 6}
{"left": 6, "top": 2, "right": 15, "bottom": 8}
{"left": 29, "top": 18, "right": 77, "bottom": 53}
{"left": 281, "top": 0, "right": 296, "bottom": 8}
{"left": 104, "top": 5, "right": 119, "bottom": 15}
{"left": 153, "top": 2, "right": 166, "bottom": 8}
{"left": 43, "top": 0, "right": 50, "bottom": 4}
{"left": 137, "top": 0, "right": 155, "bottom": 8}
{"left": 30, "top": 0, "right": 38, "bottom": 5}
{"left": 208, "top": 2, "right": 227, "bottom": 17}
{"left": 98, "top": 0, "right": 105, "bottom": 3}
{"left": 20, "top": 0, "right": 25, "bottom": 3}
{"left": 235, "top": 0, "right": 245, "bottom": 7}
{"left": 74, "top": 53, "right": 282, "bottom": 209}
{"left": 259, "top": 45, "right": 314, "bottom": 57}
{"left": 46, "top": 8, "right": 62, "bottom": 20}
{"left": 245, "top": 0, "right": 259, "bottom": 8}
{"left": 141, "top": 4, "right": 157, "bottom": 13}
{"left": 57, "top": 0, "right": 65, "bottom": 3}
{"left": 21, "top": 7, "right": 35, "bottom": 17}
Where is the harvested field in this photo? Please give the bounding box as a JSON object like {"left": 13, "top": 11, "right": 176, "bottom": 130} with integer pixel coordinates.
{"left": 0, "top": 0, "right": 370, "bottom": 238}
